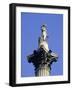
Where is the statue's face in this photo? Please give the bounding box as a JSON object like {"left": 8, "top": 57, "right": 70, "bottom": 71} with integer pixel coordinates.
{"left": 42, "top": 26, "right": 46, "bottom": 31}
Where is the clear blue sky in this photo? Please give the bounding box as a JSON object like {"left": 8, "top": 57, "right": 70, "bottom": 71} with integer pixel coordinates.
{"left": 21, "top": 12, "right": 63, "bottom": 77}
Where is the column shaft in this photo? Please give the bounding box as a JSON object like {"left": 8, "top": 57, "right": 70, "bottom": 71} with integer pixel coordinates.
{"left": 35, "top": 64, "right": 50, "bottom": 76}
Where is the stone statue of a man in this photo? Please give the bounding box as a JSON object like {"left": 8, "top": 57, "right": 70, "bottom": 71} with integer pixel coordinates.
{"left": 38, "top": 24, "right": 49, "bottom": 52}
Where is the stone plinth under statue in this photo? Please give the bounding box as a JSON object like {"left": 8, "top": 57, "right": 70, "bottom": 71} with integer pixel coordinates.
{"left": 27, "top": 24, "right": 58, "bottom": 76}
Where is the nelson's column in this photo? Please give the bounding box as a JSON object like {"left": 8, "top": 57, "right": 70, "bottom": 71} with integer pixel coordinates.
{"left": 27, "top": 24, "right": 58, "bottom": 76}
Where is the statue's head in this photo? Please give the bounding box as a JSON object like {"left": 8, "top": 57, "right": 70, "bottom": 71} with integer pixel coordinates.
{"left": 41, "top": 24, "right": 47, "bottom": 32}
